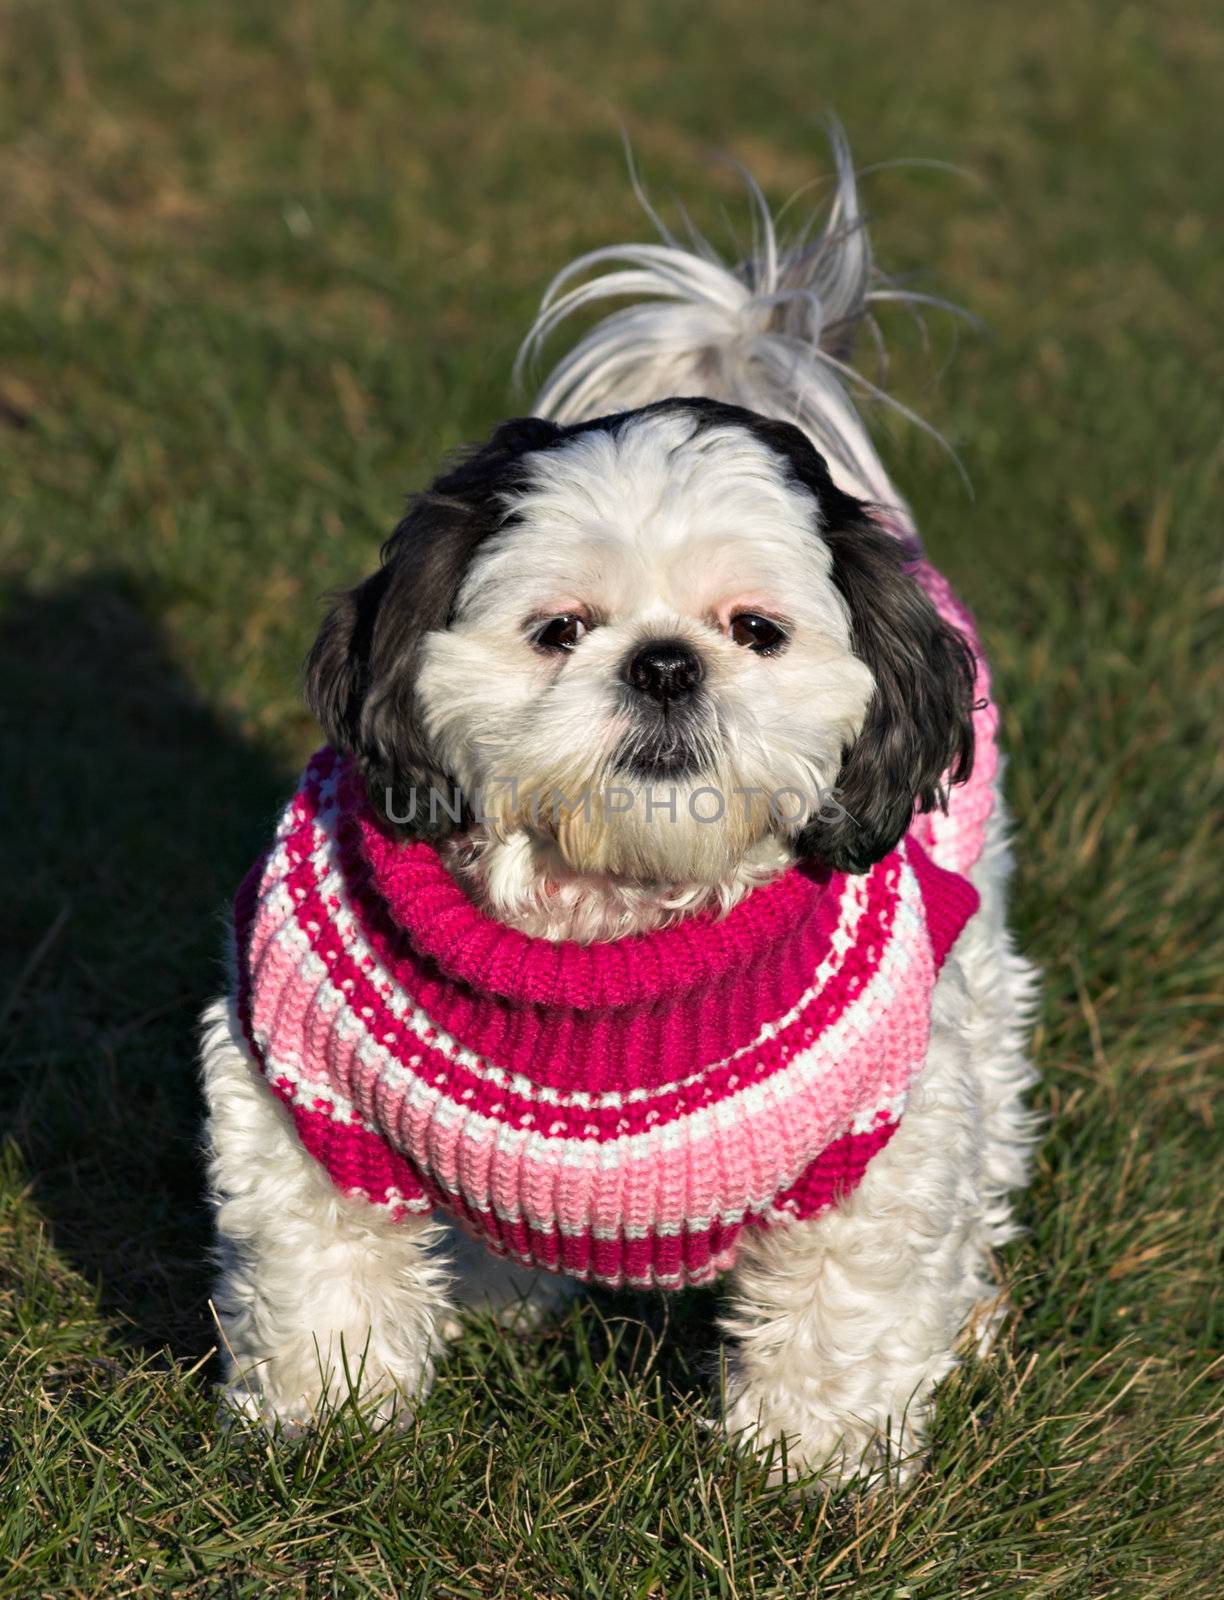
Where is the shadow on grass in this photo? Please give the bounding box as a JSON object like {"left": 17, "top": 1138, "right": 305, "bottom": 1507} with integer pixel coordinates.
{"left": 0, "top": 572, "right": 291, "bottom": 1357}
{"left": 579, "top": 1285, "right": 726, "bottom": 1406}
{"left": 0, "top": 574, "right": 733, "bottom": 1410}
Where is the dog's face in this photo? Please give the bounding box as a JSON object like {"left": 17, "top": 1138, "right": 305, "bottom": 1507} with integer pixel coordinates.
{"left": 307, "top": 399, "right": 975, "bottom": 880}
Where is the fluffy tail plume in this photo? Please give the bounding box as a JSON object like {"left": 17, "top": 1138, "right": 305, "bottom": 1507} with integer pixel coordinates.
{"left": 517, "top": 123, "right": 958, "bottom": 512}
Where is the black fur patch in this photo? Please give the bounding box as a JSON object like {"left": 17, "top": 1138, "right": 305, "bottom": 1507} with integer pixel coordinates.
{"left": 706, "top": 410, "right": 977, "bottom": 872}
{"left": 304, "top": 416, "right": 564, "bottom": 835}
{"left": 796, "top": 513, "right": 977, "bottom": 872}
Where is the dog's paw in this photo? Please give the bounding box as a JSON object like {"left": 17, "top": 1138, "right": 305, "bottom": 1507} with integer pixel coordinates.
{"left": 720, "top": 1385, "right": 928, "bottom": 1495}
{"left": 219, "top": 1376, "right": 421, "bottom": 1437}
{"left": 218, "top": 1379, "right": 316, "bottom": 1438}
{"left": 217, "top": 1343, "right": 434, "bottom": 1437}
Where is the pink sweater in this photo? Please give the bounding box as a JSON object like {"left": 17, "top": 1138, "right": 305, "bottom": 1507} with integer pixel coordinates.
{"left": 234, "top": 560, "right": 997, "bottom": 1290}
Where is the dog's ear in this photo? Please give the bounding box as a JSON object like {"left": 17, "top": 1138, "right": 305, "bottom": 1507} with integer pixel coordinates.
{"left": 303, "top": 567, "right": 388, "bottom": 756}
{"left": 304, "top": 415, "right": 564, "bottom": 837}
{"left": 741, "top": 417, "right": 977, "bottom": 874}
{"left": 797, "top": 512, "right": 977, "bottom": 872}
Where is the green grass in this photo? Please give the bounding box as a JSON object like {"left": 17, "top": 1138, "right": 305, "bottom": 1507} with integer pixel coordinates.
{"left": 1, "top": 0, "right": 1221, "bottom": 1593}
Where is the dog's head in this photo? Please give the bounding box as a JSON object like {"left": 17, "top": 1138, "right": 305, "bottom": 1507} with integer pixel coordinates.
{"left": 306, "top": 399, "right": 975, "bottom": 880}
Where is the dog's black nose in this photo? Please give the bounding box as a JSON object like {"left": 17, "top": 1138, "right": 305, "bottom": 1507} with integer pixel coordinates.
{"left": 624, "top": 640, "right": 704, "bottom": 704}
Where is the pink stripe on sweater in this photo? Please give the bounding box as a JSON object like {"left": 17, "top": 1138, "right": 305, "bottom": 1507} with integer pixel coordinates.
{"left": 279, "top": 1094, "right": 903, "bottom": 1285}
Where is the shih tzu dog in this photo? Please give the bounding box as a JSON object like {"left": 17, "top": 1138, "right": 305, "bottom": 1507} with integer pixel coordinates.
{"left": 199, "top": 129, "right": 1037, "bottom": 1488}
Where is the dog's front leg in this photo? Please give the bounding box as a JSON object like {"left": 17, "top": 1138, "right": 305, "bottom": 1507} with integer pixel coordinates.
{"left": 720, "top": 961, "right": 1001, "bottom": 1490}
{"left": 199, "top": 999, "right": 453, "bottom": 1432}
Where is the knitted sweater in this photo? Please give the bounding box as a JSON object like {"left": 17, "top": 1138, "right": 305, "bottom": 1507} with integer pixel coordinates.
{"left": 234, "top": 559, "right": 997, "bottom": 1291}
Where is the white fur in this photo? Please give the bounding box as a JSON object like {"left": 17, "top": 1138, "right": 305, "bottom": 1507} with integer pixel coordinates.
{"left": 719, "top": 794, "right": 1039, "bottom": 1484}
{"left": 200, "top": 134, "right": 1038, "bottom": 1489}
{"left": 516, "top": 120, "right": 960, "bottom": 511}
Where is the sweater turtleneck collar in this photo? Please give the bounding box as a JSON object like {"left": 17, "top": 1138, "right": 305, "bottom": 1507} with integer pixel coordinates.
{"left": 350, "top": 765, "right": 840, "bottom": 1014}
{"left": 353, "top": 787, "right": 838, "bottom": 1011}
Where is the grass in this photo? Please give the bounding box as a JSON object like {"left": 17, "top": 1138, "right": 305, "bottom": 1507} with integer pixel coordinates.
{"left": 1, "top": 0, "right": 1221, "bottom": 1593}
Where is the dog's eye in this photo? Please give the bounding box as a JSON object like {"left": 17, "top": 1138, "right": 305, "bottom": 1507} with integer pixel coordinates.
{"left": 729, "top": 613, "right": 787, "bottom": 654}
{"left": 533, "top": 614, "right": 587, "bottom": 652}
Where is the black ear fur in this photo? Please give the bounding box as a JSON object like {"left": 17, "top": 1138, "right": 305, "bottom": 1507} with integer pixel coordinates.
{"left": 739, "top": 417, "right": 977, "bottom": 874}
{"left": 303, "top": 415, "right": 563, "bottom": 837}
{"left": 799, "top": 514, "right": 977, "bottom": 872}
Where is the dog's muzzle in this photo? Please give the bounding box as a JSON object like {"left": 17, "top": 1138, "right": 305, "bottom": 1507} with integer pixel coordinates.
{"left": 617, "top": 638, "right": 707, "bottom": 780}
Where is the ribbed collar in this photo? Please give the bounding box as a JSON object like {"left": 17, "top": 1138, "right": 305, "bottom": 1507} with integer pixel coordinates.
{"left": 343, "top": 763, "right": 840, "bottom": 1013}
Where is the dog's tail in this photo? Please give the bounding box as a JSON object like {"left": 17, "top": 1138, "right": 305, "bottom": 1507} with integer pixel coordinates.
{"left": 517, "top": 123, "right": 953, "bottom": 515}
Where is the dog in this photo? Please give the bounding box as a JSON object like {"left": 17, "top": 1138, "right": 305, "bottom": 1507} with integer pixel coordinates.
{"left": 199, "top": 128, "right": 1038, "bottom": 1489}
